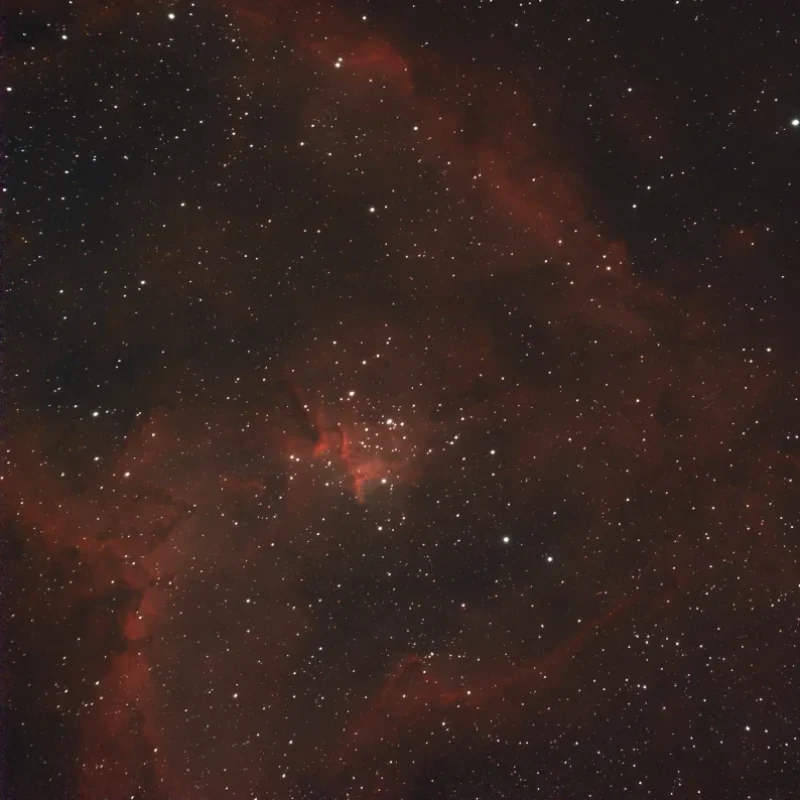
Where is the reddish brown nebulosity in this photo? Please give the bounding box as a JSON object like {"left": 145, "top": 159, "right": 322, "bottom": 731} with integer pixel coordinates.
{"left": 6, "top": 1, "right": 800, "bottom": 798}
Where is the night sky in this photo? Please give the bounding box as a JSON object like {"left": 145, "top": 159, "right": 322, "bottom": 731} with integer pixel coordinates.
{"left": 5, "top": 1, "right": 800, "bottom": 798}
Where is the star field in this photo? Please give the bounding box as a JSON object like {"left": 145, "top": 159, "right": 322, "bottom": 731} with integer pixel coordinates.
{"left": 4, "top": 1, "right": 800, "bottom": 798}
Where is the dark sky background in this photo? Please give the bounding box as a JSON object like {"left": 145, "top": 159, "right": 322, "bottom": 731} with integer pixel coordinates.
{"left": 4, "top": 1, "right": 800, "bottom": 798}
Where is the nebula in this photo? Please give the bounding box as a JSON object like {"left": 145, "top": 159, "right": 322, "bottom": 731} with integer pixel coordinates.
{"left": 5, "top": 1, "right": 800, "bottom": 798}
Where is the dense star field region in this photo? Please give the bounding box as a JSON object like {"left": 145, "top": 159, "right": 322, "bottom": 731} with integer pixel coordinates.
{"left": 4, "top": 1, "right": 800, "bottom": 798}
